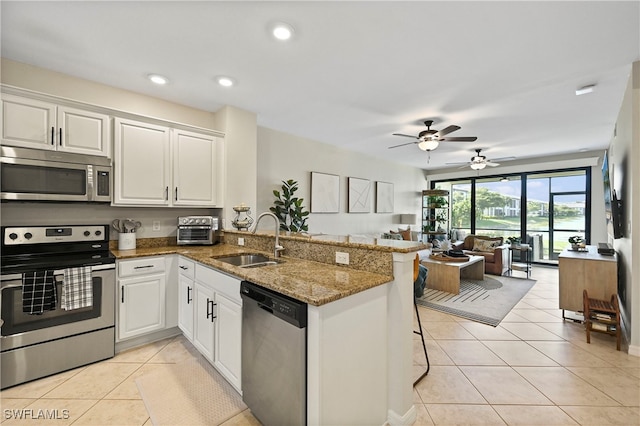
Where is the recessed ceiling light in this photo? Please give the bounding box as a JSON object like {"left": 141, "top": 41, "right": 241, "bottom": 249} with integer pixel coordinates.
{"left": 216, "top": 76, "right": 236, "bottom": 87}
{"left": 271, "top": 22, "right": 295, "bottom": 41}
{"left": 575, "top": 84, "right": 595, "bottom": 96}
{"left": 148, "top": 74, "right": 168, "bottom": 85}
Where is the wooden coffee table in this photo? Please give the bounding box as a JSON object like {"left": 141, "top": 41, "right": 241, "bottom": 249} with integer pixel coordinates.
{"left": 421, "top": 255, "right": 485, "bottom": 294}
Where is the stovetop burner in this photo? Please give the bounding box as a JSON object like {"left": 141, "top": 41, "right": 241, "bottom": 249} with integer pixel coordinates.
{"left": 1, "top": 224, "right": 114, "bottom": 275}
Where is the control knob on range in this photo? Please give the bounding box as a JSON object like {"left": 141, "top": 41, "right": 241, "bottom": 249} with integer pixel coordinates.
{"left": 95, "top": 230, "right": 102, "bottom": 236}
{"left": 9, "top": 232, "right": 18, "bottom": 240}
{"left": 84, "top": 231, "right": 91, "bottom": 237}
{"left": 24, "top": 232, "right": 33, "bottom": 240}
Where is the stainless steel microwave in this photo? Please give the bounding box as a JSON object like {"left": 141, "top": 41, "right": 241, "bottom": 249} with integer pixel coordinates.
{"left": 0, "top": 146, "right": 111, "bottom": 202}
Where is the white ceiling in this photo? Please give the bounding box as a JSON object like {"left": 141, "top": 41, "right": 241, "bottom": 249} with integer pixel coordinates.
{"left": 2, "top": 1, "right": 638, "bottom": 170}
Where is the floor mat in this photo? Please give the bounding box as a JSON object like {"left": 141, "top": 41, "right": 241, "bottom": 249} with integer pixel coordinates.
{"left": 136, "top": 356, "right": 246, "bottom": 425}
{"left": 416, "top": 275, "right": 536, "bottom": 326}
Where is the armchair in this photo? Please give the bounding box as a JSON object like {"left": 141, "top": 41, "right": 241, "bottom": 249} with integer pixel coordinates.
{"left": 452, "top": 235, "right": 508, "bottom": 275}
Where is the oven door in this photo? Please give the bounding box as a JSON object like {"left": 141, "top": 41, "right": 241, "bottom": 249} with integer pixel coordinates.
{"left": 0, "top": 264, "right": 115, "bottom": 351}
{"left": 177, "top": 226, "right": 213, "bottom": 245}
{"left": 0, "top": 156, "right": 91, "bottom": 202}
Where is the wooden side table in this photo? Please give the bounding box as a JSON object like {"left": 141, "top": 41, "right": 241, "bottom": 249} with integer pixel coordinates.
{"left": 583, "top": 290, "right": 621, "bottom": 351}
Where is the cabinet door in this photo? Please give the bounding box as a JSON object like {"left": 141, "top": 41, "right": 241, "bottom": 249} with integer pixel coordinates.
{"left": 1, "top": 94, "right": 56, "bottom": 150}
{"left": 113, "top": 118, "right": 170, "bottom": 205}
{"left": 178, "top": 274, "right": 194, "bottom": 341}
{"left": 214, "top": 293, "right": 242, "bottom": 391}
{"left": 172, "top": 129, "right": 218, "bottom": 206}
{"left": 58, "top": 106, "right": 110, "bottom": 157}
{"left": 118, "top": 273, "right": 166, "bottom": 341}
{"left": 193, "top": 281, "right": 216, "bottom": 362}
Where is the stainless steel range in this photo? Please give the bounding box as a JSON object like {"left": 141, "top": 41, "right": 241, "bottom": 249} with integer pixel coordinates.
{"left": 0, "top": 224, "right": 116, "bottom": 389}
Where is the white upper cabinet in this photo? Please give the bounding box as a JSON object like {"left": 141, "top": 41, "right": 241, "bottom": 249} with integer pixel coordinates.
{"left": 1, "top": 94, "right": 110, "bottom": 157}
{"left": 173, "top": 129, "right": 218, "bottom": 206}
{"left": 113, "top": 118, "right": 171, "bottom": 205}
{"left": 113, "top": 118, "right": 222, "bottom": 207}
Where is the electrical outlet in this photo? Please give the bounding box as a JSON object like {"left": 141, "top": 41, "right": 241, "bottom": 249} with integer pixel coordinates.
{"left": 238, "top": 237, "right": 245, "bottom": 246}
{"left": 335, "top": 251, "right": 349, "bottom": 265}
{"left": 152, "top": 221, "right": 161, "bottom": 231}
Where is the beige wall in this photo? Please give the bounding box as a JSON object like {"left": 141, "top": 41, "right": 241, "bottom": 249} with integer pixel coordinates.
{"left": 610, "top": 61, "right": 639, "bottom": 355}
{"left": 256, "top": 127, "right": 427, "bottom": 236}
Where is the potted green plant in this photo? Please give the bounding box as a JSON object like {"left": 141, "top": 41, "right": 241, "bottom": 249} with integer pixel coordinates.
{"left": 507, "top": 236, "right": 521, "bottom": 247}
{"left": 568, "top": 235, "right": 585, "bottom": 250}
{"left": 270, "top": 179, "right": 309, "bottom": 233}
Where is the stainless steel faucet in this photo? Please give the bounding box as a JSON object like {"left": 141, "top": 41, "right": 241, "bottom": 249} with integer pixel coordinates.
{"left": 251, "top": 212, "right": 284, "bottom": 258}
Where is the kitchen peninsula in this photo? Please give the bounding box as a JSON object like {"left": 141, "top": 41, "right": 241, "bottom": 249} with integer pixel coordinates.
{"left": 112, "top": 230, "right": 425, "bottom": 426}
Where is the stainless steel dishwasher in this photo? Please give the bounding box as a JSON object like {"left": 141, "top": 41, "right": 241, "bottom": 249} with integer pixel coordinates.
{"left": 241, "top": 281, "right": 307, "bottom": 426}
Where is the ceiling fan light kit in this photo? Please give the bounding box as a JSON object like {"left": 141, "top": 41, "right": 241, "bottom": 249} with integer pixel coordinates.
{"left": 389, "top": 120, "right": 477, "bottom": 151}
{"left": 470, "top": 162, "right": 487, "bottom": 170}
{"left": 418, "top": 140, "right": 439, "bottom": 151}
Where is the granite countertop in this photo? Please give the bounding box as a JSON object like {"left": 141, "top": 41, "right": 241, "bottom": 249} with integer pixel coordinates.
{"left": 111, "top": 244, "right": 394, "bottom": 306}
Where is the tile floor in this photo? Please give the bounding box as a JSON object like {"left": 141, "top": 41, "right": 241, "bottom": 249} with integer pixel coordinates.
{"left": 1, "top": 265, "right": 638, "bottom": 425}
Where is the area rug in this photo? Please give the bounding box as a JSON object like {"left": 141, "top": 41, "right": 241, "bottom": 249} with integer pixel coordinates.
{"left": 416, "top": 275, "right": 536, "bottom": 326}
{"left": 136, "top": 357, "right": 247, "bottom": 425}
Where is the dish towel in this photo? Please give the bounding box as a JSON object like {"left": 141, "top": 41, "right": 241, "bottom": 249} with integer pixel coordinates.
{"left": 22, "top": 271, "right": 57, "bottom": 314}
{"left": 62, "top": 267, "right": 93, "bottom": 310}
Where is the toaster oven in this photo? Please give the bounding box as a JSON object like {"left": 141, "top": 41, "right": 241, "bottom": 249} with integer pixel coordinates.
{"left": 177, "top": 216, "right": 220, "bottom": 245}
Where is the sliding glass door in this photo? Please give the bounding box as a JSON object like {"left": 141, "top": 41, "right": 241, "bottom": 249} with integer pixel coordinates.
{"left": 433, "top": 168, "right": 589, "bottom": 265}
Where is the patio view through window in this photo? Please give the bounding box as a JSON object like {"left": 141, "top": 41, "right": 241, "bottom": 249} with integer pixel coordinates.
{"left": 434, "top": 169, "right": 589, "bottom": 265}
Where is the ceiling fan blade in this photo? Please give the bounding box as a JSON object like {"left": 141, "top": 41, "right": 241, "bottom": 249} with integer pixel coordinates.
{"left": 485, "top": 162, "right": 500, "bottom": 167}
{"left": 392, "top": 133, "right": 418, "bottom": 139}
{"left": 440, "top": 136, "right": 478, "bottom": 142}
{"left": 388, "top": 141, "right": 417, "bottom": 149}
{"left": 434, "top": 125, "right": 460, "bottom": 137}
{"left": 492, "top": 156, "right": 516, "bottom": 162}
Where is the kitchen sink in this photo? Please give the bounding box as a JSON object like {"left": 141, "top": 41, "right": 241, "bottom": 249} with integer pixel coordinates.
{"left": 213, "top": 253, "right": 283, "bottom": 268}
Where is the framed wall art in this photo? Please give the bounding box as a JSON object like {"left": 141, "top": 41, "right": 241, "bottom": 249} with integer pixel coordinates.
{"left": 348, "top": 177, "right": 371, "bottom": 213}
{"left": 310, "top": 172, "right": 340, "bottom": 213}
{"left": 375, "top": 181, "right": 394, "bottom": 213}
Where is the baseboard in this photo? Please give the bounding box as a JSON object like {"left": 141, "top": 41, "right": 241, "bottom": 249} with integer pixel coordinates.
{"left": 387, "top": 404, "right": 417, "bottom": 426}
{"left": 115, "top": 327, "right": 181, "bottom": 353}
{"left": 628, "top": 344, "right": 640, "bottom": 357}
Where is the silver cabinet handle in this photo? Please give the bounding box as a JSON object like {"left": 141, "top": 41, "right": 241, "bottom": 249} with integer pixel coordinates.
{"left": 165, "top": 186, "right": 169, "bottom": 201}
{"left": 121, "top": 285, "right": 124, "bottom": 303}
{"left": 175, "top": 187, "right": 178, "bottom": 201}
{"left": 187, "top": 286, "right": 192, "bottom": 304}
{"left": 179, "top": 265, "right": 188, "bottom": 270}
{"left": 133, "top": 265, "right": 154, "bottom": 270}
{"left": 59, "top": 128, "right": 63, "bottom": 146}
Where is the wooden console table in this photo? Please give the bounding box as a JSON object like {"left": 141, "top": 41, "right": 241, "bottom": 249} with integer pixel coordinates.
{"left": 558, "top": 246, "right": 617, "bottom": 320}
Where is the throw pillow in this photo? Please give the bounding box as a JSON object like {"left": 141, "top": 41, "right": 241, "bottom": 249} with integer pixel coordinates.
{"left": 473, "top": 238, "right": 499, "bottom": 252}
{"left": 396, "top": 227, "right": 412, "bottom": 241}
{"left": 382, "top": 232, "right": 402, "bottom": 240}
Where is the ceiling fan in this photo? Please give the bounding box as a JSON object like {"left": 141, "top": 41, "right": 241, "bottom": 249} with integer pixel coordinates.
{"left": 448, "top": 149, "right": 515, "bottom": 170}
{"left": 389, "top": 120, "right": 477, "bottom": 151}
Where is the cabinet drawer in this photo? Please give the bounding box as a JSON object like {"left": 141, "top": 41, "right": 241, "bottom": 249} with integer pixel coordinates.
{"left": 178, "top": 257, "right": 195, "bottom": 280}
{"left": 119, "top": 256, "right": 165, "bottom": 277}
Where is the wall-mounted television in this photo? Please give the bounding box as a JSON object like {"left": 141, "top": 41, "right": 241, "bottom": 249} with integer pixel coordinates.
{"left": 602, "top": 150, "right": 623, "bottom": 239}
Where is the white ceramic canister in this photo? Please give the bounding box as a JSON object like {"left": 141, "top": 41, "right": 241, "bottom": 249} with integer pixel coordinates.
{"left": 118, "top": 232, "right": 136, "bottom": 250}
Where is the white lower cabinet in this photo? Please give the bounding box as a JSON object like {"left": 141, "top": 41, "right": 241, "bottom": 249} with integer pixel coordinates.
{"left": 117, "top": 256, "right": 167, "bottom": 342}
{"left": 213, "top": 292, "right": 242, "bottom": 388}
{"left": 177, "top": 261, "right": 242, "bottom": 391}
{"left": 193, "top": 280, "right": 216, "bottom": 361}
{"left": 177, "top": 257, "right": 195, "bottom": 340}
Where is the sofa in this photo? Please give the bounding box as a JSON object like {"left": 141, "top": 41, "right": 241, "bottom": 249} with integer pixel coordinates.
{"left": 452, "top": 235, "right": 508, "bottom": 275}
